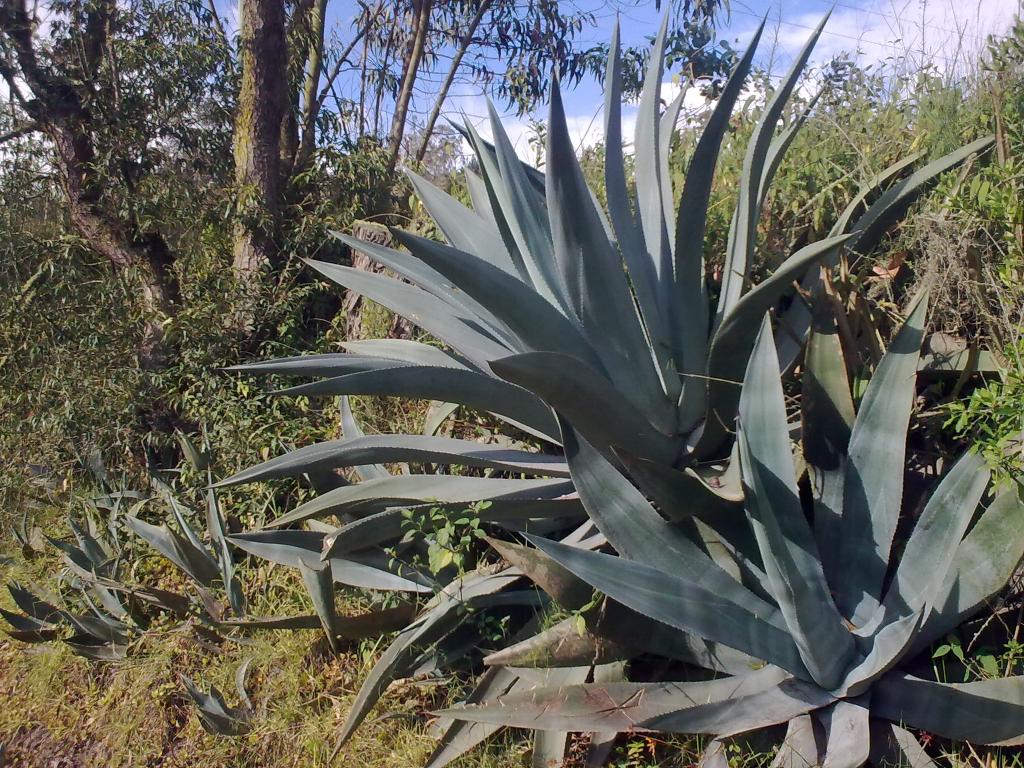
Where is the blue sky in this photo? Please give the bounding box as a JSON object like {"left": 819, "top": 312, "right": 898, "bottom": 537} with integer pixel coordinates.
{"left": 222, "top": 0, "right": 1020, "bottom": 159}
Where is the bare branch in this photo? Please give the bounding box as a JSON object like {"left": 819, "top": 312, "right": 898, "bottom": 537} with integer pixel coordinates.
{"left": 0, "top": 120, "right": 39, "bottom": 143}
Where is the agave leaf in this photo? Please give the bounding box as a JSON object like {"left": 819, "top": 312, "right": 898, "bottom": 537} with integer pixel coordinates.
{"left": 634, "top": 12, "right": 671, "bottom": 285}
{"left": 603, "top": 23, "right": 658, "bottom": 353}
{"left": 671, "top": 20, "right": 765, "bottom": 430}
{"left": 450, "top": 120, "right": 546, "bottom": 194}
{"left": 274, "top": 368, "right": 559, "bottom": 442}
{"left": 618, "top": 454, "right": 764, "bottom": 580}
{"left": 182, "top": 676, "right": 251, "bottom": 736}
{"left": 645, "top": 678, "right": 833, "bottom": 737}
{"left": 405, "top": 170, "right": 516, "bottom": 276}
{"left": 491, "top": 352, "right": 679, "bottom": 465}
{"left": 388, "top": 228, "right": 599, "bottom": 368}
{"left": 235, "top": 657, "right": 253, "bottom": 710}
{"left": 839, "top": 610, "right": 923, "bottom": 697}
{"left": 216, "top": 435, "right": 567, "bottom": 490}
{"left": 76, "top": 575, "right": 190, "bottom": 617}
{"left": 124, "top": 516, "right": 220, "bottom": 586}
{"left": 1, "top": 609, "right": 61, "bottom": 642}
{"left": 321, "top": 497, "right": 582, "bottom": 557}
{"left": 333, "top": 230, "right": 512, "bottom": 341}
{"left": 268, "top": 476, "right": 573, "bottom": 529}
{"left": 218, "top": 613, "right": 322, "bottom": 630}
{"left": 484, "top": 100, "right": 561, "bottom": 304}
{"left": 89, "top": 582, "right": 128, "bottom": 620}
{"left": 658, "top": 89, "right": 684, "bottom": 254}
{"left": 206, "top": 488, "right": 245, "bottom": 616}
{"left": 8, "top": 583, "right": 62, "bottom": 624}
{"left": 226, "top": 353, "right": 408, "bottom": 378}
{"left": 770, "top": 714, "right": 822, "bottom": 768}
{"left": 835, "top": 292, "right": 928, "bottom": 626}
{"left": 699, "top": 740, "right": 730, "bottom": 768}
{"left": 219, "top": 603, "right": 415, "bottom": 638}
{"left": 914, "top": 483, "right": 1024, "bottom": 651}
{"left": 818, "top": 697, "right": 870, "bottom": 768}
{"left": 620, "top": 453, "right": 744, "bottom": 512}
{"left": 50, "top": 537, "right": 106, "bottom": 582}
{"left": 845, "top": 136, "right": 994, "bottom": 260}
{"left": 5, "top": 628, "right": 61, "bottom": 644}
{"left": 337, "top": 395, "right": 390, "bottom": 481}
{"left": 875, "top": 451, "right": 989, "bottom": 625}
{"left": 715, "top": 13, "right": 829, "bottom": 328}
{"left": 68, "top": 517, "right": 108, "bottom": 568}
{"left": 172, "top": 430, "right": 207, "bottom": 473}
{"left": 867, "top": 721, "right": 937, "bottom": 768}
{"left": 422, "top": 400, "right": 459, "bottom": 437}
{"left": 483, "top": 616, "right": 633, "bottom": 668}
{"left": 460, "top": 120, "right": 532, "bottom": 282}
{"left": 341, "top": 339, "right": 468, "bottom": 368}
{"left": 775, "top": 141, "right": 985, "bottom": 370}
{"left": 463, "top": 168, "right": 496, "bottom": 226}
{"left": 737, "top": 317, "right": 854, "bottom": 690}
{"left": 547, "top": 79, "right": 671, "bottom": 429}
{"left": 0, "top": 608, "right": 54, "bottom": 632}
{"left": 65, "top": 639, "right": 128, "bottom": 660}
{"left": 699, "top": 234, "right": 852, "bottom": 458}
{"left": 439, "top": 665, "right": 826, "bottom": 735}
{"left": 334, "top": 568, "right": 527, "bottom": 745}
{"left": 526, "top": 535, "right": 808, "bottom": 677}
{"left": 486, "top": 537, "right": 593, "bottom": 609}
{"left": 63, "top": 610, "right": 130, "bottom": 646}
{"left": 802, "top": 297, "right": 854, "bottom": 586}
{"left": 80, "top": 589, "right": 129, "bottom": 630}
{"left": 228, "top": 531, "right": 432, "bottom": 593}
{"left": 564, "top": 422, "right": 779, "bottom": 622}
{"left": 425, "top": 665, "right": 522, "bottom": 768}
{"left": 530, "top": 667, "right": 591, "bottom": 768}
{"left": 165, "top": 493, "right": 212, "bottom": 559}
{"left": 873, "top": 673, "right": 1024, "bottom": 746}
{"left": 829, "top": 154, "right": 923, "bottom": 240}
{"left": 585, "top": 661, "right": 627, "bottom": 768}
{"left": 494, "top": 538, "right": 756, "bottom": 673}
{"left": 305, "top": 259, "right": 510, "bottom": 368}
{"left": 757, "top": 87, "right": 824, "bottom": 211}
{"left": 298, "top": 556, "right": 339, "bottom": 653}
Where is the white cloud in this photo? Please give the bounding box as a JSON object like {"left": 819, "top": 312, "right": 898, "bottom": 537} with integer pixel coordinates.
{"left": 444, "top": 0, "right": 1020, "bottom": 168}
{"left": 756, "top": 0, "right": 1019, "bottom": 77}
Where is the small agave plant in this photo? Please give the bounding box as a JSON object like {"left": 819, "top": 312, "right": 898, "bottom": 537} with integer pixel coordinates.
{"left": 1, "top": 461, "right": 244, "bottom": 661}
{"left": 439, "top": 295, "right": 1024, "bottom": 765}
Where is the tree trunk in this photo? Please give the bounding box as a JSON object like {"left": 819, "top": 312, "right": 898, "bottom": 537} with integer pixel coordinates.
{"left": 0, "top": 0, "right": 180, "bottom": 370}
{"left": 414, "top": 0, "right": 492, "bottom": 163}
{"left": 51, "top": 125, "right": 180, "bottom": 369}
{"left": 295, "top": 0, "right": 328, "bottom": 171}
{"left": 343, "top": 221, "right": 414, "bottom": 341}
{"left": 386, "top": 0, "right": 432, "bottom": 171}
{"left": 232, "top": 0, "right": 287, "bottom": 280}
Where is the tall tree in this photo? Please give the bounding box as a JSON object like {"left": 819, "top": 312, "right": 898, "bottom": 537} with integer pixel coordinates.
{"left": 232, "top": 0, "right": 288, "bottom": 280}
{"left": 0, "top": 0, "right": 185, "bottom": 369}
{"left": 386, "top": 0, "right": 433, "bottom": 171}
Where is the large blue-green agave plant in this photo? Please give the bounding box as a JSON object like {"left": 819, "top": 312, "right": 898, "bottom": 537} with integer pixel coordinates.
{"left": 212, "top": 12, "right": 996, "bottom": 765}
{"left": 439, "top": 294, "right": 1024, "bottom": 766}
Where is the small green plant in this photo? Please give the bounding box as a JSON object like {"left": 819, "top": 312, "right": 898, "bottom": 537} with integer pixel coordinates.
{"left": 947, "top": 340, "right": 1024, "bottom": 478}
{"left": 394, "top": 500, "right": 491, "bottom": 580}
